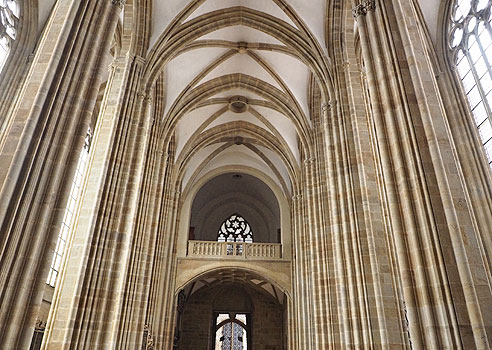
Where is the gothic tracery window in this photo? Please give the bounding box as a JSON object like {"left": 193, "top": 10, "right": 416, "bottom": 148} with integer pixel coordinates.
{"left": 218, "top": 214, "right": 253, "bottom": 243}
{"left": 449, "top": 0, "right": 492, "bottom": 167}
{"left": 0, "top": 0, "right": 18, "bottom": 72}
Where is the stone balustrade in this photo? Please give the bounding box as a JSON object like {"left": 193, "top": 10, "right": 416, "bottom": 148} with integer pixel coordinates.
{"left": 187, "top": 240, "right": 282, "bottom": 260}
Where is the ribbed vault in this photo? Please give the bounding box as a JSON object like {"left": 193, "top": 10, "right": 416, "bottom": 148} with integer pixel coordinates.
{"left": 181, "top": 268, "right": 286, "bottom": 305}
{"left": 144, "top": 0, "right": 333, "bottom": 198}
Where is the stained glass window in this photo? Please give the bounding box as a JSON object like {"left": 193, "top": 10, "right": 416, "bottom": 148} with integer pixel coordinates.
{"left": 215, "top": 313, "right": 248, "bottom": 350}
{"left": 0, "top": 0, "right": 18, "bottom": 72}
{"left": 449, "top": 0, "right": 492, "bottom": 168}
{"left": 218, "top": 214, "right": 253, "bottom": 243}
{"left": 46, "top": 129, "right": 92, "bottom": 287}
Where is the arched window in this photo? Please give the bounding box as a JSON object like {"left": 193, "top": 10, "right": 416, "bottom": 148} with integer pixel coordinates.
{"left": 0, "top": 0, "right": 19, "bottom": 72}
{"left": 218, "top": 214, "right": 253, "bottom": 243}
{"left": 214, "top": 313, "right": 249, "bottom": 350}
{"left": 449, "top": 0, "right": 492, "bottom": 167}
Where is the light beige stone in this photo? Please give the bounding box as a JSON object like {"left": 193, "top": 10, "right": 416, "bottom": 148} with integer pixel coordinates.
{"left": 0, "top": 0, "right": 491, "bottom": 349}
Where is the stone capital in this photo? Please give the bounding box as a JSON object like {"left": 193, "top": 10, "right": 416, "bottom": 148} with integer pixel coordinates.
{"left": 365, "top": 0, "right": 376, "bottom": 12}
{"left": 111, "top": 0, "right": 126, "bottom": 9}
{"left": 26, "top": 53, "right": 35, "bottom": 64}
{"left": 352, "top": 0, "right": 376, "bottom": 18}
{"left": 321, "top": 103, "right": 329, "bottom": 114}
{"left": 352, "top": 4, "right": 365, "bottom": 18}
{"left": 137, "top": 90, "right": 153, "bottom": 105}
{"left": 133, "top": 55, "right": 146, "bottom": 66}
{"left": 435, "top": 70, "right": 445, "bottom": 80}
{"left": 322, "top": 100, "right": 337, "bottom": 114}
{"left": 304, "top": 157, "right": 315, "bottom": 167}
{"left": 34, "top": 318, "right": 46, "bottom": 330}
{"left": 144, "top": 95, "right": 153, "bottom": 104}
{"left": 292, "top": 193, "right": 303, "bottom": 202}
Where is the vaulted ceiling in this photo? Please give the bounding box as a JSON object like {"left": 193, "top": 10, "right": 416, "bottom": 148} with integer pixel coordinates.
{"left": 146, "top": 0, "right": 333, "bottom": 199}
{"left": 143, "top": 0, "right": 446, "bottom": 199}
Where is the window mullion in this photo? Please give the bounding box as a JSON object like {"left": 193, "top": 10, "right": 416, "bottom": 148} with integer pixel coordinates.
{"left": 470, "top": 33, "right": 492, "bottom": 129}
{"left": 464, "top": 50, "right": 492, "bottom": 115}
{"left": 464, "top": 50, "right": 492, "bottom": 153}
{"left": 450, "top": 1, "right": 492, "bottom": 167}
{"left": 470, "top": 26, "right": 492, "bottom": 146}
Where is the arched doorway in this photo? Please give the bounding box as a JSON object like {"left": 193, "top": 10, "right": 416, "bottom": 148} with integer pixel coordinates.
{"left": 176, "top": 269, "right": 288, "bottom": 350}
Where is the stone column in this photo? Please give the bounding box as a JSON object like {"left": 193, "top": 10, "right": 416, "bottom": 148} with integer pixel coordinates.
{"left": 390, "top": 0, "right": 492, "bottom": 347}
{"left": 354, "top": 0, "right": 445, "bottom": 348}
{"left": 114, "top": 144, "right": 168, "bottom": 349}
{"left": 0, "top": 1, "right": 122, "bottom": 349}
{"left": 323, "top": 99, "right": 360, "bottom": 349}
{"left": 355, "top": 1, "right": 444, "bottom": 347}
{"left": 352, "top": 0, "right": 492, "bottom": 348}
{"left": 337, "top": 40, "right": 409, "bottom": 348}
{"left": 303, "top": 155, "right": 333, "bottom": 348}
{"left": 152, "top": 185, "right": 183, "bottom": 350}
{"left": 42, "top": 49, "right": 154, "bottom": 349}
{"left": 124, "top": 106, "right": 180, "bottom": 350}
{"left": 291, "top": 189, "right": 313, "bottom": 349}
{"left": 290, "top": 192, "right": 301, "bottom": 349}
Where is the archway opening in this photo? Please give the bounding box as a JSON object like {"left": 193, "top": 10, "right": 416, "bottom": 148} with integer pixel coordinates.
{"left": 176, "top": 269, "right": 287, "bottom": 350}
{"left": 189, "top": 172, "right": 280, "bottom": 243}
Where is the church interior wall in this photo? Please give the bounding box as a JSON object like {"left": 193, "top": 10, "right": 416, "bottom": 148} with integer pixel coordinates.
{"left": 0, "top": 0, "right": 491, "bottom": 349}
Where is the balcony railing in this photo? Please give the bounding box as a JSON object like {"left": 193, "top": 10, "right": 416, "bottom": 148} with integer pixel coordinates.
{"left": 187, "top": 240, "right": 282, "bottom": 260}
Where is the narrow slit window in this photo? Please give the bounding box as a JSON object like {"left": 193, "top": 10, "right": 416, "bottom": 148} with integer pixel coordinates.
{"left": 46, "top": 129, "right": 91, "bottom": 287}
